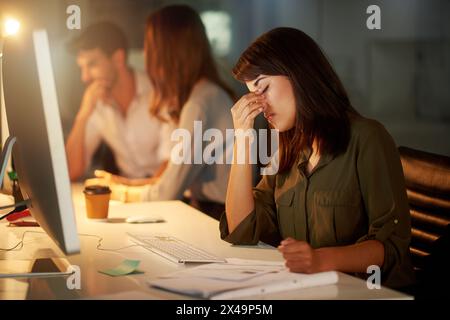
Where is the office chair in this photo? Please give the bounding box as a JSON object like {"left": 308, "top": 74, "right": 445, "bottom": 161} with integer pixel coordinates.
{"left": 398, "top": 146, "right": 450, "bottom": 298}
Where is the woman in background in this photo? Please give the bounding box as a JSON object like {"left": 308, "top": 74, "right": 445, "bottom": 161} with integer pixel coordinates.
{"left": 222, "top": 27, "right": 415, "bottom": 289}
{"left": 97, "top": 5, "right": 236, "bottom": 219}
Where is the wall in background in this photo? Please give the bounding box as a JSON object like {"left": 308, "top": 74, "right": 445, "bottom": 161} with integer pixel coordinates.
{"left": 1, "top": 0, "right": 449, "bottom": 156}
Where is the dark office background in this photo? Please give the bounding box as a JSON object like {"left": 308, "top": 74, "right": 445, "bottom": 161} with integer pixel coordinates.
{"left": 1, "top": 0, "right": 450, "bottom": 156}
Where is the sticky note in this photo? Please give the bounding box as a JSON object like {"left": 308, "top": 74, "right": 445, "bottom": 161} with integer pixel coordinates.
{"left": 99, "top": 260, "right": 144, "bottom": 277}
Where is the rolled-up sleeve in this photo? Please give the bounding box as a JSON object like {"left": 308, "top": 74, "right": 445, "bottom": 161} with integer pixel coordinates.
{"left": 220, "top": 174, "right": 281, "bottom": 246}
{"left": 356, "top": 121, "right": 414, "bottom": 287}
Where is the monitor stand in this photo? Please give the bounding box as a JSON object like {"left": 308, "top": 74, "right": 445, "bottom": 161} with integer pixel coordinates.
{"left": 0, "top": 136, "right": 74, "bottom": 280}
{"left": 0, "top": 257, "right": 74, "bottom": 279}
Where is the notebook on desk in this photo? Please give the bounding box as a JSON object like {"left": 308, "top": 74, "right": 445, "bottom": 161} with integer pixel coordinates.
{"left": 148, "top": 258, "right": 339, "bottom": 299}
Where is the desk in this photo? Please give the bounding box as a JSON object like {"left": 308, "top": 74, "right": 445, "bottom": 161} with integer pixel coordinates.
{"left": 0, "top": 184, "right": 413, "bottom": 300}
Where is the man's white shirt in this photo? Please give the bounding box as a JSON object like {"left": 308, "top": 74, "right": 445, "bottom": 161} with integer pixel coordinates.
{"left": 83, "top": 70, "right": 173, "bottom": 178}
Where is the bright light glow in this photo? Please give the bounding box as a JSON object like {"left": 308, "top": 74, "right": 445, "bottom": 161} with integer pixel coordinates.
{"left": 201, "top": 11, "right": 231, "bottom": 57}
{"left": 3, "top": 18, "right": 20, "bottom": 37}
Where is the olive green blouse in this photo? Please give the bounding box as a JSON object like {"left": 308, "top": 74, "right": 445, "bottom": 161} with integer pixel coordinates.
{"left": 220, "top": 116, "right": 415, "bottom": 289}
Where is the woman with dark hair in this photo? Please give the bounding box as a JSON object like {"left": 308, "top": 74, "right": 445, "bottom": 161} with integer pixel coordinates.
{"left": 96, "top": 5, "right": 237, "bottom": 218}
{"left": 222, "top": 27, "right": 415, "bottom": 289}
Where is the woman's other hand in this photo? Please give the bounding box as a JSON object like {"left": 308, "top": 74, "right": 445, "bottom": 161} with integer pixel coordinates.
{"left": 278, "top": 238, "right": 323, "bottom": 274}
{"left": 94, "top": 170, "right": 157, "bottom": 186}
{"left": 94, "top": 170, "right": 128, "bottom": 185}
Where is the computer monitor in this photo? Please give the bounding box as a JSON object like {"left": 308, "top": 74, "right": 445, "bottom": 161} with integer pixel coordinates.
{"left": 1, "top": 29, "right": 80, "bottom": 255}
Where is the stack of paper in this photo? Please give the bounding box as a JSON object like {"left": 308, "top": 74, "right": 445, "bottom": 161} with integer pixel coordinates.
{"left": 148, "top": 258, "right": 339, "bottom": 299}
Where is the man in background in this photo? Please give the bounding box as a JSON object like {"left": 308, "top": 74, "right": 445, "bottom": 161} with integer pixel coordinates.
{"left": 66, "top": 21, "right": 171, "bottom": 181}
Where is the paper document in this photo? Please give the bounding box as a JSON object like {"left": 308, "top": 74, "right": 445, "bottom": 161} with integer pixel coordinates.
{"left": 158, "top": 258, "right": 285, "bottom": 282}
{"left": 148, "top": 258, "right": 339, "bottom": 299}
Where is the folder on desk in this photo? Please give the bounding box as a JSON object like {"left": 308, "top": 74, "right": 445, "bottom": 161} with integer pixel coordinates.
{"left": 148, "top": 258, "right": 339, "bottom": 299}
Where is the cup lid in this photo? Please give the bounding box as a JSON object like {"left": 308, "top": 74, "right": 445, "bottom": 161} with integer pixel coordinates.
{"left": 83, "top": 185, "right": 111, "bottom": 195}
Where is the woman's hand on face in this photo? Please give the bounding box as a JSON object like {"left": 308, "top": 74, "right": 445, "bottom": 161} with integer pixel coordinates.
{"left": 278, "top": 238, "right": 322, "bottom": 274}
{"left": 230, "top": 91, "right": 266, "bottom": 131}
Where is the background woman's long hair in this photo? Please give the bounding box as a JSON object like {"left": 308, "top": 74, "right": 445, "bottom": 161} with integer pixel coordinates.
{"left": 145, "top": 5, "right": 234, "bottom": 122}
{"left": 233, "top": 27, "right": 359, "bottom": 173}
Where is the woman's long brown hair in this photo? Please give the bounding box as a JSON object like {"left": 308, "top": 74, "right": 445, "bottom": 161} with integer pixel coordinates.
{"left": 233, "top": 27, "right": 359, "bottom": 173}
{"left": 145, "top": 5, "right": 234, "bottom": 122}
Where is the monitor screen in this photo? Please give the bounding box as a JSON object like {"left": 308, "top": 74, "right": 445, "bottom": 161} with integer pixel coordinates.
{"left": 2, "top": 29, "right": 80, "bottom": 255}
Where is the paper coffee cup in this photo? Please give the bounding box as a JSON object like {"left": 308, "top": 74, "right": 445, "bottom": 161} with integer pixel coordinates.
{"left": 83, "top": 185, "right": 111, "bottom": 220}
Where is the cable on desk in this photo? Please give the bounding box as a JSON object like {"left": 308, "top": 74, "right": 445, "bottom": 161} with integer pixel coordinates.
{"left": 77, "top": 233, "right": 141, "bottom": 252}
{"left": 0, "top": 231, "right": 140, "bottom": 252}
{"left": 0, "top": 231, "right": 46, "bottom": 251}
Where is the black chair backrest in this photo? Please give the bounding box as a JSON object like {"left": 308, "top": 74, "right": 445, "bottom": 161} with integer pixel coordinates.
{"left": 398, "top": 146, "right": 450, "bottom": 273}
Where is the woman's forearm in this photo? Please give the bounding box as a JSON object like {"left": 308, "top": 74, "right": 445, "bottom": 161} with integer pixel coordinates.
{"left": 225, "top": 138, "right": 255, "bottom": 232}
{"left": 226, "top": 91, "right": 266, "bottom": 233}
{"left": 316, "top": 240, "right": 385, "bottom": 273}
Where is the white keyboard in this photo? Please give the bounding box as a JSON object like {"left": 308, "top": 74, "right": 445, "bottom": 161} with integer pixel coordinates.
{"left": 128, "top": 233, "right": 226, "bottom": 264}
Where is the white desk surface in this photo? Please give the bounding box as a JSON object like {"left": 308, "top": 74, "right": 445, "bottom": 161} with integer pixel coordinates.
{"left": 0, "top": 184, "right": 413, "bottom": 300}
